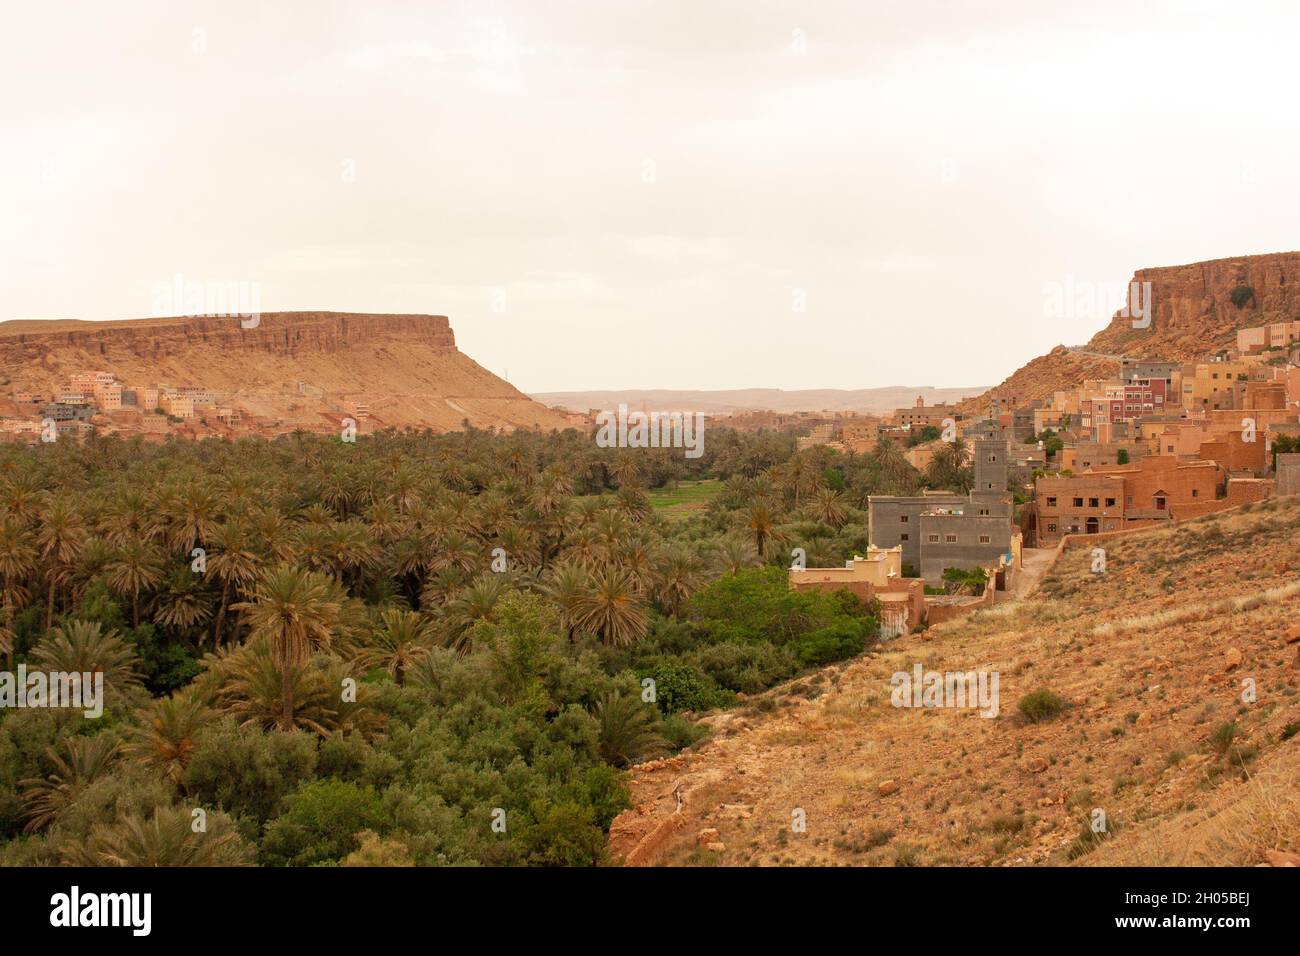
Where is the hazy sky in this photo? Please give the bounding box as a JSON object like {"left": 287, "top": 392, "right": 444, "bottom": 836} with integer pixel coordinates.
{"left": 3, "top": 1, "right": 1299, "bottom": 392}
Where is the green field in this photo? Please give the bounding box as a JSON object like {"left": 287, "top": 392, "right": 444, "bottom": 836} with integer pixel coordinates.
{"left": 647, "top": 478, "right": 724, "bottom": 514}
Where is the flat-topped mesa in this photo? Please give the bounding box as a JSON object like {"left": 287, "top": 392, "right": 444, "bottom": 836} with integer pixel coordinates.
{"left": 0, "top": 312, "right": 456, "bottom": 363}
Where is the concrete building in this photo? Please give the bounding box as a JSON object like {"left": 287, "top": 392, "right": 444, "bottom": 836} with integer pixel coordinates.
{"left": 870, "top": 438, "right": 1014, "bottom": 582}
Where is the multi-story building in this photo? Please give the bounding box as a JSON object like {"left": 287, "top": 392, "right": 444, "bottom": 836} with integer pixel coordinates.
{"left": 893, "top": 396, "right": 960, "bottom": 430}
{"left": 870, "top": 438, "right": 1014, "bottom": 582}
{"left": 1236, "top": 320, "right": 1300, "bottom": 355}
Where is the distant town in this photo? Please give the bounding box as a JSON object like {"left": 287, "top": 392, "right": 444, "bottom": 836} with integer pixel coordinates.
{"left": 0, "top": 371, "right": 378, "bottom": 442}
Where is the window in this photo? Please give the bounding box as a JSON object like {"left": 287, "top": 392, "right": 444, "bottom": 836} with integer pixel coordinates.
{"left": 900, "top": 533, "right": 909, "bottom": 541}
{"left": 979, "top": 535, "right": 990, "bottom": 544}
{"left": 1088, "top": 498, "right": 1099, "bottom": 508}
{"left": 1192, "top": 489, "right": 1199, "bottom": 497}
{"left": 1154, "top": 496, "right": 1166, "bottom": 510}
{"left": 1046, "top": 496, "right": 1057, "bottom": 507}
{"left": 979, "top": 508, "right": 989, "bottom": 516}
{"left": 1104, "top": 497, "right": 1116, "bottom": 507}
{"left": 899, "top": 515, "right": 908, "bottom": 523}
{"left": 945, "top": 534, "right": 957, "bottom": 543}
{"left": 1073, "top": 497, "right": 1084, "bottom": 507}
{"left": 1046, "top": 522, "right": 1057, "bottom": 533}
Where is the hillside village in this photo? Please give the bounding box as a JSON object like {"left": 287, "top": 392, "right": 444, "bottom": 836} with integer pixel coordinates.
{"left": 786, "top": 317, "right": 1300, "bottom": 636}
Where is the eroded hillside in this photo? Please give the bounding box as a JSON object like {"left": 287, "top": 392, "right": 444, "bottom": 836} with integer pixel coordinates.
{"left": 610, "top": 498, "right": 1300, "bottom": 866}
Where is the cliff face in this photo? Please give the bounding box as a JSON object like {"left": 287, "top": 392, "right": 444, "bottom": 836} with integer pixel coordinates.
{"left": 0, "top": 312, "right": 456, "bottom": 365}
{"left": 967, "top": 251, "right": 1300, "bottom": 412}
{"left": 0, "top": 312, "right": 569, "bottom": 434}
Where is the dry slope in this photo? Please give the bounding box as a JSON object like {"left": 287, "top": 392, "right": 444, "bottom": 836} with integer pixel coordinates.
{"left": 610, "top": 498, "right": 1300, "bottom": 867}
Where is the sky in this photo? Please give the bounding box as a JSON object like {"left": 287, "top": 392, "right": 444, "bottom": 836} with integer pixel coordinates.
{"left": 3, "top": 0, "right": 1299, "bottom": 392}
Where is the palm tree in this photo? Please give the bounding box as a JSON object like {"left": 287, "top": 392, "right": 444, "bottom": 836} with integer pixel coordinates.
{"left": 104, "top": 539, "right": 165, "bottom": 628}
{"left": 352, "top": 607, "right": 433, "bottom": 686}
{"left": 654, "top": 546, "right": 702, "bottom": 617}
{"left": 717, "top": 536, "right": 758, "bottom": 576}
{"left": 440, "top": 574, "right": 509, "bottom": 652}
{"left": 206, "top": 520, "right": 261, "bottom": 646}
{"left": 544, "top": 561, "right": 592, "bottom": 642}
{"left": 152, "top": 567, "right": 214, "bottom": 636}
{"left": 20, "top": 734, "right": 122, "bottom": 832}
{"left": 574, "top": 567, "right": 648, "bottom": 647}
{"left": 745, "top": 501, "right": 777, "bottom": 558}
{"left": 32, "top": 620, "right": 143, "bottom": 691}
{"left": 59, "top": 805, "right": 254, "bottom": 866}
{"left": 37, "top": 499, "right": 87, "bottom": 629}
{"left": 810, "top": 487, "right": 848, "bottom": 529}
{"left": 125, "top": 692, "right": 213, "bottom": 788}
{"left": 231, "top": 565, "right": 343, "bottom": 730}
{"left": 592, "top": 692, "right": 667, "bottom": 767}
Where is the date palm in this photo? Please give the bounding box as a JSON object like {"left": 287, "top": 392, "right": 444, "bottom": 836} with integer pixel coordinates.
{"left": 717, "top": 535, "right": 758, "bottom": 576}
{"left": 37, "top": 498, "right": 88, "bottom": 629}
{"left": 744, "top": 500, "right": 777, "bottom": 558}
{"left": 59, "top": 804, "right": 254, "bottom": 866}
{"left": 105, "top": 538, "right": 165, "bottom": 628}
{"left": 152, "top": 566, "right": 214, "bottom": 635}
{"left": 810, "top": 487, "right": 848, "bottom": 529}
{"left": 544, "top": 560, "right": 592, "bottom": 642}
{"left": 20, "top": 734, "right": 123, "bottom": 833}
{"left": 32, "top": 620, "right": 143, "bottom": 692}
{"left": 574, "top": 567, "right": 648, "bottom": 647}
{"left": 352, "top": 607, "right": 434, "bottom": 686}
{"left": 125, "top": 691, "right": 213, "bottom": 788}
{"left": 231, "top": 565, "right": 343, "bottom": 730}
{"left": 654, "top": 546, "right": 702, "bottom": 617}
{"left": 206, "top": 519, "right": 261, "bottom": 646}
{"left": 593, "top": 692, "right": 667, "bottom": 767}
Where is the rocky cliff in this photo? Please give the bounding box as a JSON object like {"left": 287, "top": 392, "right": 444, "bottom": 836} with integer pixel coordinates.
{"left": 0, "top": 312, "right": 570, "bottom": 434}
{"left": 965, "top": 251, "right": 1300, "bottom": 413}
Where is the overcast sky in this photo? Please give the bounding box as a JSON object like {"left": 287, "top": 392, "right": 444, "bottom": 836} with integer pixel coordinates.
{"left": 3, "top": 0, "right": 1298, "bottom": 392}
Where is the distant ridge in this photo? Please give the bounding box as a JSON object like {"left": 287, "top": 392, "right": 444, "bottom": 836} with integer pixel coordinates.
{"left": 530, "top": 386, "right": 988, "bottom": 416}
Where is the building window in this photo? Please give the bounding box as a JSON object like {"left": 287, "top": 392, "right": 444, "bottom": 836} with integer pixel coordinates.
{"left": 1192, "top": 489, "right": 1199, "bottom": 497}
{"left": 900, "top": 533, "right": 909, "bottom": 541}
{"left": 1046, "top": 496, "right": 1057, "bottom": 507}
{"left": 979, "top": 535, "right": 990, "bottom": 544}
{"left": 1073, "top": 497, "right": 1084, "bottom": 507}
{"left": 1088, "top": 498, "right": 1099, "bottom": 508}
{"left": 945, "top": 534, "right": 957, "bottom": 543}
{"left": 1105, "top": 498, "right": 1116, "bottom": 507}
{"left": 1154, "top": 496, "right": 1166, "bottom": 510}
{"left": 927, "top": 534, "right": 939, "bottom": 543}
{"left": 1046, "top": 522, "right": 1057, "bottom": 533}
{"left": 899, "top": 515, "right": 908, "bottom": 523}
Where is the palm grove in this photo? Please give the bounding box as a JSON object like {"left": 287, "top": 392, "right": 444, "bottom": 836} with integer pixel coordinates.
{"left": 0, "top": 423, "right": 966, "bottom": 866}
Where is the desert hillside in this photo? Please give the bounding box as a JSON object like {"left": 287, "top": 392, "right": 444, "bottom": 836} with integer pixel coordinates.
{"left": 0, "top": 312, "right": 571, "bottom": 433}
{"left": 610, "top": 498, "right": 1300, "bottom": 866}
{"left": 964, "top": 251, "right": 1300, "bottom": 414}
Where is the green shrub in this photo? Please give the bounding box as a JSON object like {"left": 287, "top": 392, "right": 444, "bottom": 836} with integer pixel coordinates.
{"left": 1017, "top": 689, "right": 1067, "bottom": 723}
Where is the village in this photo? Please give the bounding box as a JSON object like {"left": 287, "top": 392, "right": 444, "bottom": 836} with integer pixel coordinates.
{"left": 0, "top": 371, "right": 379, "bottom": 443}
{"left": 789, "top": 317, "right": 1300, "bottom": 635}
